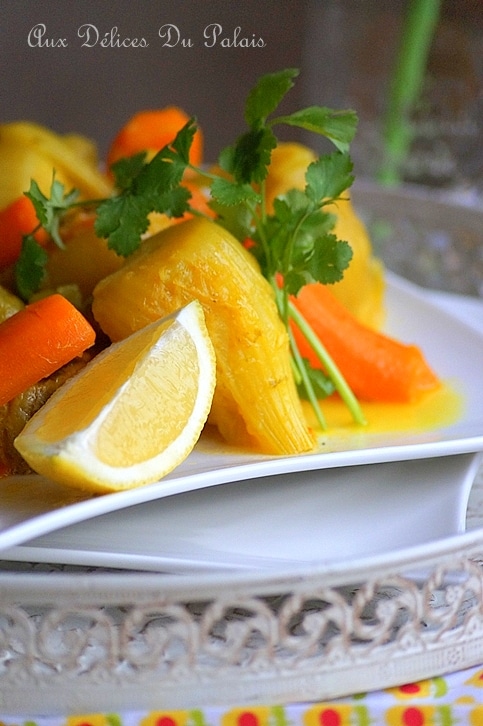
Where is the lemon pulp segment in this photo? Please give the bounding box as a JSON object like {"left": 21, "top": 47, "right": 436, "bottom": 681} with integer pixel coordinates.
{"left": 96, "top": 324, "right": 199, "bottom": 465}
{"left": 34, "top": 316, "right": 174, "bottom": 443}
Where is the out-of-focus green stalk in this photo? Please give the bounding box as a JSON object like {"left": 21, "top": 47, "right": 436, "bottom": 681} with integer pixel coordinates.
{"left": 378, "top": 0, "right": 442, "bottom": 186}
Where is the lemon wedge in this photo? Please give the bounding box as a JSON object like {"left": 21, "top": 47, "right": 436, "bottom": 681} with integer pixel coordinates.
{"left": 14, "top": 301, "right": 216, "bottom": 494}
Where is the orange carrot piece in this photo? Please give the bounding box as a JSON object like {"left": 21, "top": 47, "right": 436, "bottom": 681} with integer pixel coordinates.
{"left": 0, "top": 294, "right": 96, "bottom": 406}
{"left": 107, "top": 107, "right": 203, "bottom": 170}
{"left": 291, "top": 283, "right": 440, "bottom": 403}
{"left": 0, "top": 196, "right": 49, "bottom": 270}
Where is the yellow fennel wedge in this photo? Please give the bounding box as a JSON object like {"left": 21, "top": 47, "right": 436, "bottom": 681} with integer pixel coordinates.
{"left": 92, "top": 217, "right": 315, "bottom": 455}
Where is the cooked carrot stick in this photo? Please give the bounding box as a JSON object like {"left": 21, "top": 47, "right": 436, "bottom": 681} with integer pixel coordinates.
{"left": 107, "top": 107, "right": 203, "bottom": 170}
{"left": 0, "top": 293, "right": 96, "bottom": 406}
{"left": 290, "top": 282, "right": 440, "bottom": 402}
{"left": 0, "top": 196, "right": 49, "bottom": 270}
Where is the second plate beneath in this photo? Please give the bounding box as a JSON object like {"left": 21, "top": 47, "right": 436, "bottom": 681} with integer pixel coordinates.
{"left": 2, "top": 453, "right": 480, "bottom": 574}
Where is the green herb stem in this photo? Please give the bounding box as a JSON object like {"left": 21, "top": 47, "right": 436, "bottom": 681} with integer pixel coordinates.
{"left": 273, "top": 281, "right": 290, "bottom": 332}
{"left": 378, "top": 0, "right": 441, "bottom": 186}
{"left": 288, "top": 300, "right": 367, "bottom": 426}
{"left": 288, "top": 326, "right": 328, "bottom": 431}
{"left": 259, "top": 178, "right": 268, "bottom": 226}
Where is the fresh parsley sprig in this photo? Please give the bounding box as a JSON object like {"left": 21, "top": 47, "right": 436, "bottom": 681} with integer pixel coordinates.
{"left": 95, "top": 118, "right": 199, "bottom": 256}
{"left": 14, "top": 67, "right": 365, "bottom": 428}
{"left": 26, "top": 176, "right": 80, "bottom": 249}
{"left": 15, "top": 176, "right": 83, "bottom": 299}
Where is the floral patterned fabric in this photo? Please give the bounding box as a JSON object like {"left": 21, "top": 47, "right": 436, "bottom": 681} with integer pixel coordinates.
{"left": 2, "top": 663, "right": 483, "bottom": 726}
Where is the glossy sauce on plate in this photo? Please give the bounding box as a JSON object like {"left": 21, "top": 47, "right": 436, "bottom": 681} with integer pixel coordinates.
{"left": 303, "top": 381, "right": 463, "bottom": 441}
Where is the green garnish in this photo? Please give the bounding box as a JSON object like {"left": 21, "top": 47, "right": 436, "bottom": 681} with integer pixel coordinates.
{"left": 26, "top": 176, "right": 80, "bottom": 248}
{"left": 15, "top": 234, "right": 49, "bottom": 301}
{"left": 15, "top": 177, "right": 79, "bottom": 298}
{"left": 95, "top": 119, "right": 198, "bottom": 255}
{"left": 14, "top": 67, "right": 365, "bottom": 428}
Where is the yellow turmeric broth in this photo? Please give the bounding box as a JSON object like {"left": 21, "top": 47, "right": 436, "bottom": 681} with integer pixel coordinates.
{"left": 302, "top": 381, "right": 463, "bottom": 443}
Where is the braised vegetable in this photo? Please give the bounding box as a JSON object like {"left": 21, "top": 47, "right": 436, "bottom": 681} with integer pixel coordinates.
{"left": 0, "top": 121, "right": 112, "bottom": 211}
{"left": 107, "top": 107, "right": 203, "bottom": 170}
{"left": 42, "top": 212, "right": 123, "bottom": 299}
{"left": 0, "top": 195, "right": 49, "bottom": 270}
{"left": 0, "top": 353, "right": 93, "bottom": 476}
{"left": 0, "top": 294, "right": 96, "bottom": 406}
{"left": 290, "top": 282, "right": 440, "bottom": 402}
{"left": 0, "top": 284, "right": 24, "bottom": 322}
{"left": 92, "top": 217, "right": 315, "bottom": 455}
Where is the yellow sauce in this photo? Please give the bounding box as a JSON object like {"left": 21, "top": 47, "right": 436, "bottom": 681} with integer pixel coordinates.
{"left": 302, "top": 380, "right": 464, "bottom": 441}
{"left": 200, "top": 379, "right": 465, "bottom": 459}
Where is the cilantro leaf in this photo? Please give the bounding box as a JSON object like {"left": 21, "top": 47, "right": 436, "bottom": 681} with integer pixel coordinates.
{"left": 217, "top": 144, "right": 236, "bottom": 175}
{"left": 296, "top": 362, "right": 335, "bottom": 401}
{"left": 135, "top": 149, "right": 187, "bottom": 197}
{"left": 305, "top": 233, "right": 353, "bottom": 286}
{"left": 245, "top": 68, "right": 299, "bottom": 126}
{"left": 263, "top": 191, "right": 313, "bottom": 271}
{"left": 271, "top": 107, "right": 358, "bottom": 153}
{"left": 95, "top": 182, "right": 192, "bottom": 258}
{"left": 25, "top": 177, "right": 79, "bottom": 248}
{"left": 24, "top": 179, "right": 50, "bottom": 227}
{"left": 210, "top": 177, "right": 261, "bottom": 207}
{"left": 111, "top": 152, "right": 148, "bottom": 191}
{"left": 305, "top": 152, "right": 354, "bottom": 203}
{"left": 14, "top": 176, "right": 80, "bottom": 299}
{"left": 95, "top": 122, "right": 196, "bottom": 255}
{"left": 170, "top": 117, "right": 199, "bottom": 164}
{"left": 15, "top": 235, "right": 49, "bottom": 301}
{"left": 153, "top": 185, "right": 193, "bottom": 218}
{"left": 95, "top": 195, "right": 151, "bottom": 257}
{"left": 267, "top": 214, "right": 352, "bottom": 296}
{"left": 225, "top": 127, "right": 277, "bottom": 185}
{"left": 209, "top": 197, "right": 255, "bottom": 243}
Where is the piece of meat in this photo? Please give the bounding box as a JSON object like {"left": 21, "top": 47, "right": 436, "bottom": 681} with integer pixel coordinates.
{"left": 0, "top": 352, "right": 93, "bottom": 476}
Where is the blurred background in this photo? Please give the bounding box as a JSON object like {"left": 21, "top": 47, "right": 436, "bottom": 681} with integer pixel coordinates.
{"left": 0, "top": 0, "right": 309, "bottom": 160}
{"left": 1, "top": 0, "right": 483, "bottom": 294}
